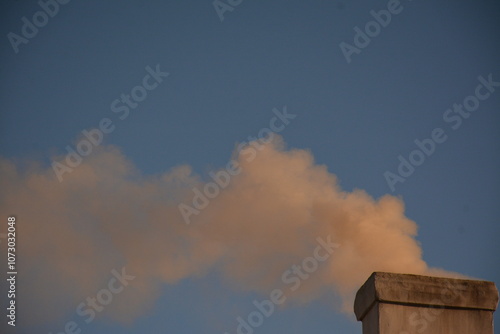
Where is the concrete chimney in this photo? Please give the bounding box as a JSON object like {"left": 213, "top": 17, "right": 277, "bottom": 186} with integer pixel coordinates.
{"left": 354, "top": 272, "right": 498, "bottom": 334}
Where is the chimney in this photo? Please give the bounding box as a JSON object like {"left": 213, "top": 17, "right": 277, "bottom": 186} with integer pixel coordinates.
{"left": 354, "top": 272, "right": 499, "bottom": 334}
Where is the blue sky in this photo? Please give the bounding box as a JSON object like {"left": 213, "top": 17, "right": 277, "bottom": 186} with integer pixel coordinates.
{"left": 1, "top": 0, "right": 499, "bottom": 333}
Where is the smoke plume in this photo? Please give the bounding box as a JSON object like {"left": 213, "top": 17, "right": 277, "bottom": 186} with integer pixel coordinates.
{"left": 0, "top": 136, "right": 457, "bottom": 326}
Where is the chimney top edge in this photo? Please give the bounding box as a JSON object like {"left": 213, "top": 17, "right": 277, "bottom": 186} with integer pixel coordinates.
{"left": 354, "top": 272, "right": 499, "bottom": 320}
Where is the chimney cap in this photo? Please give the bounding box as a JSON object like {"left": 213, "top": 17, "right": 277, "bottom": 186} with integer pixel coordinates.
{"left": 354, "top": 272, "right": 499, "bottom": 321}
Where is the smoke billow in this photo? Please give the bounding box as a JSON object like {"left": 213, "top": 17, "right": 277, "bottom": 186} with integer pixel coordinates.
{"left": 0, "top": 136, "right": 457, "bottom": 326}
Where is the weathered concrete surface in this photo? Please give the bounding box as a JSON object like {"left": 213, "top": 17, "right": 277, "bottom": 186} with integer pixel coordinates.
{"left": 354, "top": 272, "right": 499, "bottom": 334}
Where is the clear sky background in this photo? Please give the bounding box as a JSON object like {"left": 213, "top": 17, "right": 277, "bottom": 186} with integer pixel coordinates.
{"left": 0, "top": 0, "right": 499, "bottom": 333}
